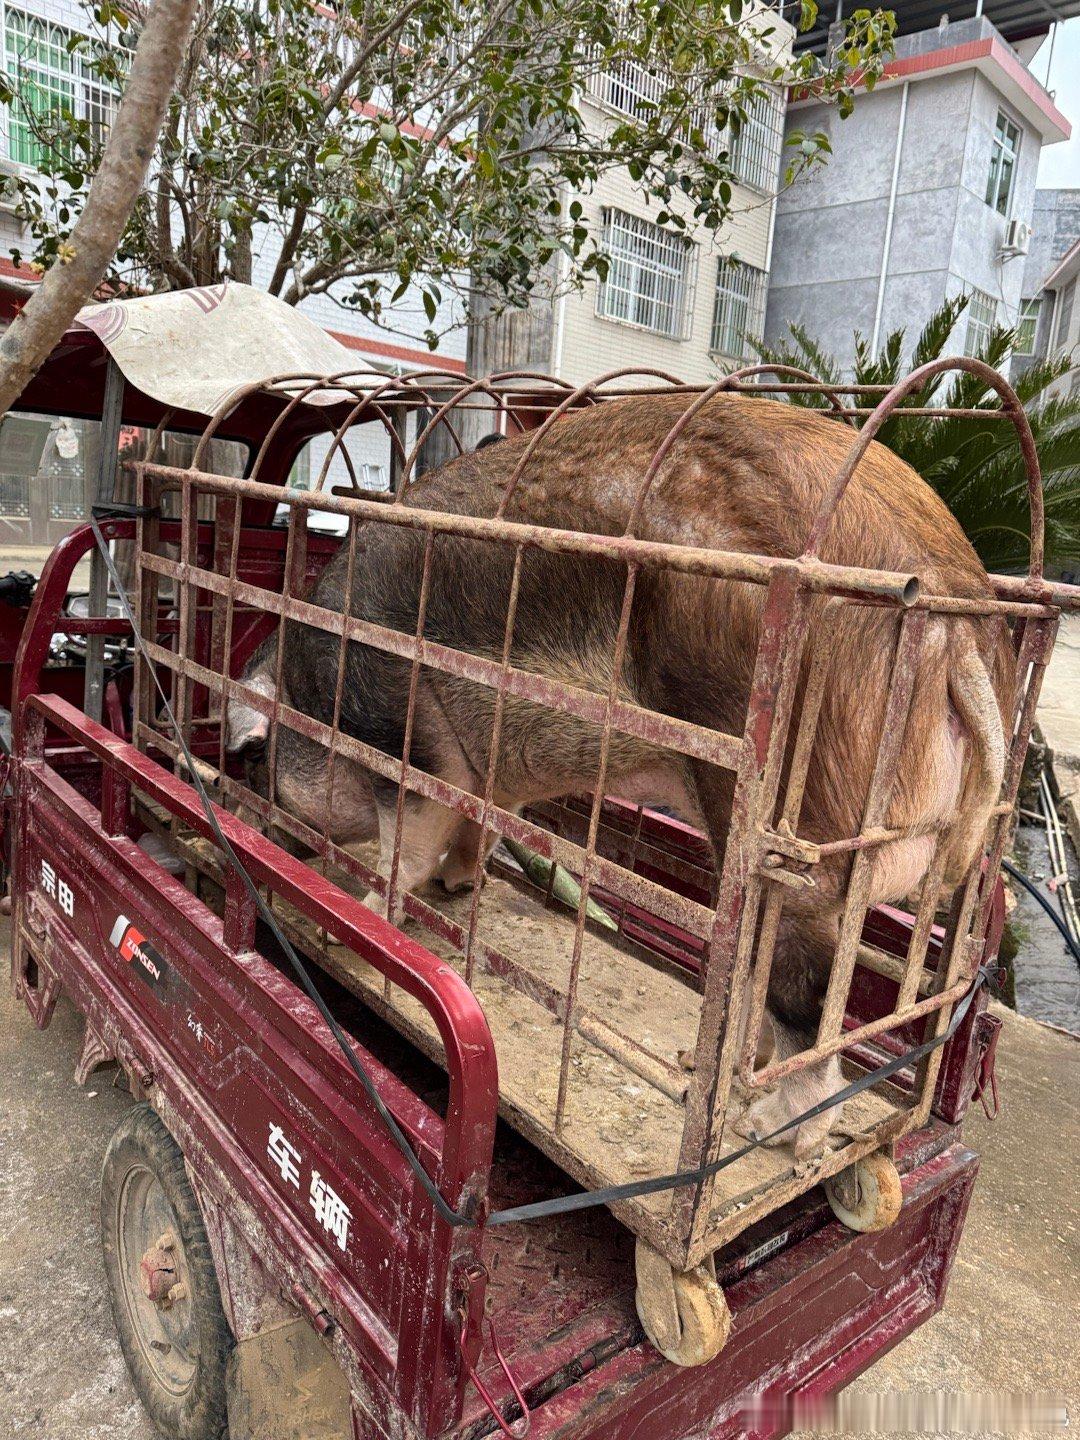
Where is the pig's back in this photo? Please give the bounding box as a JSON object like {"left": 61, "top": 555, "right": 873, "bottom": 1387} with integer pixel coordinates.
{"left": 404, "top": 392, "right": 992, "bottom": 602}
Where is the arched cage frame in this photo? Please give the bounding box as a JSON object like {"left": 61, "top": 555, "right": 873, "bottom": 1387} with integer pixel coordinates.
{"left": 116, "top": 359, "right": 1077, "bottom": 1272}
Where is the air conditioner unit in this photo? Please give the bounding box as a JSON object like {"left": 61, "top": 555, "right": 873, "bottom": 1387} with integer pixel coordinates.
{"left": 1001, "top": 218, "right": 1032, "bottom": 257}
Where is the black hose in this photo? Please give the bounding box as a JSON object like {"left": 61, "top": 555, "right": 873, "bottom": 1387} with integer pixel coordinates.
{"left": 1002, "top": 857, "right": 1080, "bottom": 967}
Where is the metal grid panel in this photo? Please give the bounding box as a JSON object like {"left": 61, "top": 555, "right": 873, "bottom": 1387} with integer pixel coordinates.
{"left": 3, "top": 8, "right": 118, "bottom": 168}
{"left": 121, "top": 360, "right": 1074, "bottom": 1271}
{"left": 587, "top": 57, "right": 666, "bottom": 119}
{"left": 728, "top": 85, "right": 785, "bottom": 193}
{"left": 711, "top": 259, "right": 768, "bottom": 359}
{"left": 964, "top": 288, "right": 998, "bottom": 356}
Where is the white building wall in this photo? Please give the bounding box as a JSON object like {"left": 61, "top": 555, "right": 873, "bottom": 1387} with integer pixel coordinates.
{"left": 553, "top": 148, "right": 777, "bottom": 388}
{"left": 549, "top": 13, "right": 792, "bottom": 388}
{"left": 0, "top": 0, "right": 467, "bottom": 370}
{"left": 0, "top": 0, "right": 468, "bottom": 499}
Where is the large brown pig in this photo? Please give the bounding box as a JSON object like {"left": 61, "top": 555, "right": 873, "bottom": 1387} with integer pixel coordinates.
{"left": 227, "top": 393, "right": 1011, "bottom": 1156}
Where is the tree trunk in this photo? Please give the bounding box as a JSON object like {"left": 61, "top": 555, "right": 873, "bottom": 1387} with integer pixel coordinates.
{"left": 0, "top": 0, "right": 198, "bottom": 418}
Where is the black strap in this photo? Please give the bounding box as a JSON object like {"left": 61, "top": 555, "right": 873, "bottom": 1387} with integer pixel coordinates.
{"left": 87, "top": 517, "right": 989, "bottom": 1231}
{"left": 92, "top": 502, "right": 161, "bottom": 521}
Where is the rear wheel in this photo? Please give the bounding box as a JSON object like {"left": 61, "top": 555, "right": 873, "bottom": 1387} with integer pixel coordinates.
{"left": 824, "top": 1148, "right": 903, "bottom": 1233}
{"left": 101, "top": 1104, "right": 232, "bottom": 1440}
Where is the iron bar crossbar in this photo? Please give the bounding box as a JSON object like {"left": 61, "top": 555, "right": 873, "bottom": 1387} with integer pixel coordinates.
{"left": 112, "top": 358, "right": 1077, "bottom": 1274}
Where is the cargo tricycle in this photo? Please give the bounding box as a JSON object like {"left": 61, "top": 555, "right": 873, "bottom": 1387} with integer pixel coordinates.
{"left": 4, "top": 290, "right": 1077, "bottom": 1440}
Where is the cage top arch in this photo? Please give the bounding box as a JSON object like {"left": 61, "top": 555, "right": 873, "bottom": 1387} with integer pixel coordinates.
{"left": 180, "top": 359, "right": 1046, "bottom": 582}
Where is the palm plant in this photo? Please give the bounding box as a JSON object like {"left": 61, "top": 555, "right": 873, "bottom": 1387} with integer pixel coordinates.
{"left": 756, "top": 295, "right": 1080, "bottom": 576}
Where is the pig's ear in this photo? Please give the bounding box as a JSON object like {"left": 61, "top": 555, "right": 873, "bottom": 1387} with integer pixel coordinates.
{"left": 226, "top": 684, "right": 272, "bottom": 752}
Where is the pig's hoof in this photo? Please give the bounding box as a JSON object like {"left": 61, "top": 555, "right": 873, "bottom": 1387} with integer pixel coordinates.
{"left": 437, "top": 855, "right": 486, "bottom": 895}
{"left": 634, "top": 1239, "right": 731, "bottom": 1367}
{"left": 732, "top": 1090, "right": 788, "bottom": 1147}
{"left": 824, "top": 1149, "right": 902, "bottom": 1233}
{"left": 362, "top": 890, "right": 390, "bottom": 922}
{"left": 792, "top": 1107, "right": 839, "bottom": 1162}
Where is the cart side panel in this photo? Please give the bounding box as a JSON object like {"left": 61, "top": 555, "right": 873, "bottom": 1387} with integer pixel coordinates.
{"left": 11, "top": 743, "right": 490, "bottom": 1437}
{"left": 504, "top": 1143, "right": 978, "bottom": 1440}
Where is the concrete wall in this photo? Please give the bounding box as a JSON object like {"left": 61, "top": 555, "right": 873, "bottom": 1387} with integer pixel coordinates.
{"left": 1013, "top": 189, "right": 1080, "bottom": 381}
{"left": 766, "top": 42, "right": 1043, "bottom": 372}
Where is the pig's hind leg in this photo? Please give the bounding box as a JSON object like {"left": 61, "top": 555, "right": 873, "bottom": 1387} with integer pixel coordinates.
{"left": 733, "top": 909, "right": 845, "bottom": 1161}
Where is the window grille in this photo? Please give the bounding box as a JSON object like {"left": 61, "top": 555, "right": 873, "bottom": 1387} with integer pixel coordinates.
{"left": 710, "top": 259, "right": 767, "bottom": 359}
{"left": 728, "top": 86, "right": 785, "bottom": 193}
{"left": 964, "top": 288, "right": 997, "bottom": 358}
{"left": 588, "top": 58, "right": 666, "bottom": 120}
{"left": 596, "top": 208, "right": 696, "bottom": 340}
{"left": 4, "top": 10, "right": 118, "bottom": 169}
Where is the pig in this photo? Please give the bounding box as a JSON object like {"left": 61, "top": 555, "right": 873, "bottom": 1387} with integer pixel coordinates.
{"left": 226, "top": 392, "right": 1011, "bottom": 1157}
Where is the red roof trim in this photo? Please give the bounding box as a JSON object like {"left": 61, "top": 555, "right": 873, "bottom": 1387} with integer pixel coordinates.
{"left": 986, "top": 34, "right": 1071, "bottom": 139}
{"left": 792, "top": 36, "right": 1070, "bottom": 141}
{"left": 327, "top": 328, "right": 467, "bottom": 372}
{"left": 0, "top": 256, "right": 39, "bottom": 280}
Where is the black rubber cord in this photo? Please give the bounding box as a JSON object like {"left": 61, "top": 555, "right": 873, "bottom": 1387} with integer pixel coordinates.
{"left": 1001, "top": 857, "right": 1080, "bottom": 967}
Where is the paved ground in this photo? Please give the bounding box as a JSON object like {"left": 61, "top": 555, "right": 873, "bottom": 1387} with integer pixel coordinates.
{"left": 1, "top": 939, "right": 1076, "bottom": 1439}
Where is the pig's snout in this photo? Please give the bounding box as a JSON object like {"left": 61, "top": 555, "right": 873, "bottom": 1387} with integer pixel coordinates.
{"left": 226, "top": 671, "right": 275, "bottom": 755}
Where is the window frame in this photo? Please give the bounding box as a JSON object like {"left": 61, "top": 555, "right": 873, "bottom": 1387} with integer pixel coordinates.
{"left": 963, "top": 287, "right": 997, "bottom": 358}
{"left": 710, "top": 258, "right": 768, "bottom": 361}
{"left": 3, "top": 8, "right": 119, "bottom": 171}
{"left": 728, "top": 85, "right": 786, "bottom": 194}
{"left": 1013, "top": 297, "right": 1041, "bottom": 357}
{"left": 985, "top": 109, "right": 1021, "bottom": 218}
{"left": 1055, "top": 278, "right": 1076, "bottom": 353}
{"left": 595, "top": 207, "right": 697, "bottom": 341}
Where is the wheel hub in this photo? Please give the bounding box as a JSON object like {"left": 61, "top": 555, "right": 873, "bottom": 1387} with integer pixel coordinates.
{"left": 139, "top": 1231, "right": 180, "bottom": 1306}
{"left": 118, "top": 1171, "right": 198, "bottom": 1393}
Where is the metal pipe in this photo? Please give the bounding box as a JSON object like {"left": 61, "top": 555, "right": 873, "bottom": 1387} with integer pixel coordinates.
{"left": 870, "top": 81, "right": 909, "bottom": 358}
{"left": 137, "top": 463, "right": 922, "bottom": 605}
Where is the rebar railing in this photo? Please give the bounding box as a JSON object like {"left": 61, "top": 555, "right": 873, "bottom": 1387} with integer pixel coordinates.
{"left": 124, "top": 363, "right": 1079, "bottom": 1269}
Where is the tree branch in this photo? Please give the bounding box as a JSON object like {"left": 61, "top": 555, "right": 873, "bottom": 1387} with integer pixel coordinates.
{"left": 0, "top": 0, "right": 198, "bottom": 415}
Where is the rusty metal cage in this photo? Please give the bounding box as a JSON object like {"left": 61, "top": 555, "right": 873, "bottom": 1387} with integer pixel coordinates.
{"left": 121, "top": 360, "right": 1077, "bottom": 1276}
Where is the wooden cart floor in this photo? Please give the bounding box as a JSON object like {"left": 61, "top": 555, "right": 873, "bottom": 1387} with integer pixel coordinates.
{"left": 147, "top": 805, "right": 906, "bottom": 1254}
{"left": 309, "top": 873, "right": 900, "bottom": 1232}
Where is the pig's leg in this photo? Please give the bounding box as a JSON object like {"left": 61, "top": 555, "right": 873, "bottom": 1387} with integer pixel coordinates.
{"left": 437, "top": 801, "right": 520, "bottom": 894}
{"left": 687, "top": 761, "right": 846, "bottom": 1159}
{"left": 363, "top": 794, "right": 467, "bottom": 922}
{"left": 272, "top": 731, "right": 380, "bottom": 848}
{"left": 734, "top": 910, "right": 845, "bottom": 1160}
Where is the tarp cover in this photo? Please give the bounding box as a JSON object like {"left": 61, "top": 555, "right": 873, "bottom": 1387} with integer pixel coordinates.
{"left": 75, "top": 282, "right": 374, "bottom": 416}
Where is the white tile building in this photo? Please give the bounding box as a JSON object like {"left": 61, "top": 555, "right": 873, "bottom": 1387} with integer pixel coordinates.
{"left": 0, "top": 0, "right": 467, "bottom": 498}
{"left": 470, "top": 9, "right": 795, "bottom": 390}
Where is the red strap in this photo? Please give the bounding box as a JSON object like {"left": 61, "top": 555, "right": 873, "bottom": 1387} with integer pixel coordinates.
{"left": 458, "top": 1306, "right": 531, "bottom": 1438}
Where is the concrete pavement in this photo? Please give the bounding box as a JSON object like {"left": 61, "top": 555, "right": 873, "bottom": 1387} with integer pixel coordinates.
{"left": 1, "top": 944, "right": 1076, "bottom": 1439}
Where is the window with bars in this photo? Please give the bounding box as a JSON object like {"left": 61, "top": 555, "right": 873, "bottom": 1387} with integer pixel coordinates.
{"left": 985, "top": 110, "right": 1021, "bottom": 218}
{"left": 710, "top": 259, "right": 767, "bottom": 359}
{"left": 596, "top": 209, "right": 696, "bottom": 339}
{"left": 588, "top": 58, "right": 666, "bottom": 120}
{"left": 1014, "top": 297, "right": 1040, "bottom": 356}
{"left": 964, "top": 288, "right": 997, "bottom": 357}
{"left": 3, "top": 10, "right": 118, "bottom": 170}
{"left": 729, "top": 86, "right": 785, "bottom": 193}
